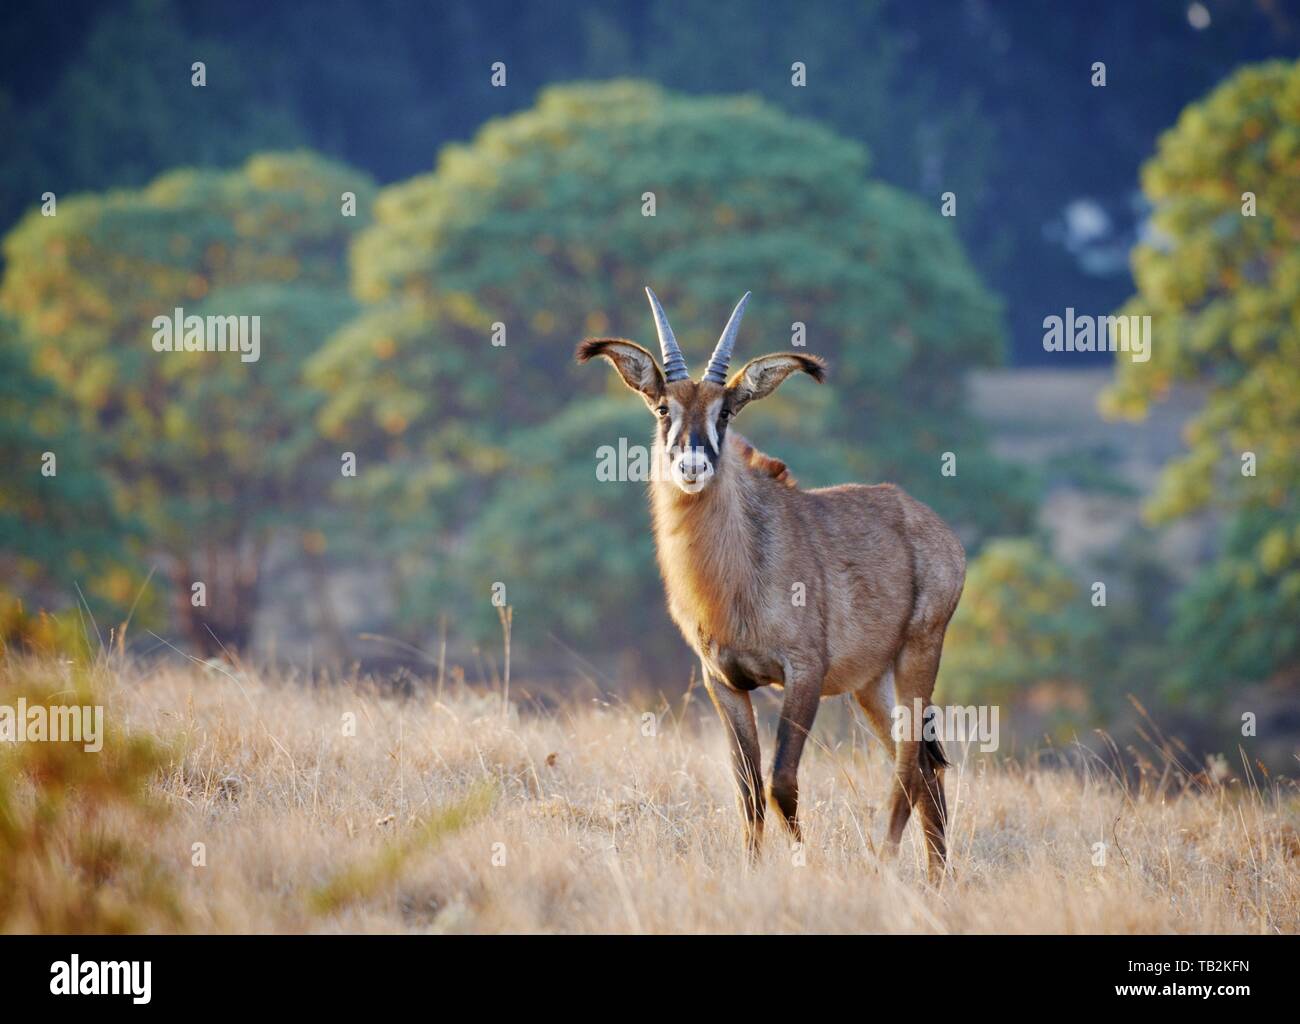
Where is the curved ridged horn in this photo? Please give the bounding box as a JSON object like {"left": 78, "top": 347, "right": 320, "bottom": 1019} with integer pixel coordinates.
{"left": 703, "top": 292, "right": 751, "bottom": 384}
{"left": 645, "top": 287, "right": 689, "bottom": 383}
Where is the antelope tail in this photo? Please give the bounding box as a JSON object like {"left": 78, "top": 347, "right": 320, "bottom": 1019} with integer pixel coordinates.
{"left": 921, "top": 735, "right": 950, "bottom": 771}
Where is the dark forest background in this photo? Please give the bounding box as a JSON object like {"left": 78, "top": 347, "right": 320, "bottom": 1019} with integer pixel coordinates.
{"left": 4, "top": 0, "right": 1296, "bottom": 360}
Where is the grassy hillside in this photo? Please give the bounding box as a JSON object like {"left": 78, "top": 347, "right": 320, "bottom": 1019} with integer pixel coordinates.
{"left": 1, "top": 655, "right": 1296, "bottom": 933}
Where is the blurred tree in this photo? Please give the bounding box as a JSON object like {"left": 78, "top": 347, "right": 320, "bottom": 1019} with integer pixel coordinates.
{"left": 0, "top": 316, "right": 139, "bottom": 626}
{"left": 1104, "top": 60, "right": 1300, "bottom": 691}
{"left": 1, "top": 152, "right": 372, "bottom": 653}
{"left": 310, "top": 82, "right": 1034, "bottom": 674}
{"left": 1171, "top": 504, "right": 1300, "bottom": 698}
{"left": 938, "top": 538, "right": 1092, "bottom": 706}
{"left": 450, "top": 399, "right": 675, "bottom": 664}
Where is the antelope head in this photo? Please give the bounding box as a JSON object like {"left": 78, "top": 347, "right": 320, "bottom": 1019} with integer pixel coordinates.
{"left": 576, "top": 288, "right": 826, "bottom": 494}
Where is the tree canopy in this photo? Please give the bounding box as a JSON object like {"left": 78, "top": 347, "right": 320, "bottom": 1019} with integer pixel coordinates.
{"left": 1, "top": 152, "right": 373, "bottom": 650}
{"left": 1105, "top": 59, "right": 1300, "bottom": 690}
{"left": 0, "top": 316, "right": 135, "bottom": 614}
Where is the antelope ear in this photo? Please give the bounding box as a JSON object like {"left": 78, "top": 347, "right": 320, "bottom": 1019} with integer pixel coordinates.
{"left": 726, "top": 352, "right": 826, "bottom": 415}
{"left": 576, "top": 338, "right": 666, "bottom": 406}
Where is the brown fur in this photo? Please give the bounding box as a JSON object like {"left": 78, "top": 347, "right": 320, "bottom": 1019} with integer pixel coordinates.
{"left": 577, "top": 329, "right": 965, "bottom": 880}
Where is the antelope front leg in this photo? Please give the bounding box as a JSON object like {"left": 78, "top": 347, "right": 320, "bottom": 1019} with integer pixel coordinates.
{"left": 701, "top": 664, "right": 765, "bottom": 859}
{"left": 768, "top": 670, "right": 821, "bottom": 844}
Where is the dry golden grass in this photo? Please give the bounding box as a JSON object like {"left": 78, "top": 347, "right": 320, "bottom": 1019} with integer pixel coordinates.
{"left": 4, "top": 654, "right": 1298, "bottom": 934}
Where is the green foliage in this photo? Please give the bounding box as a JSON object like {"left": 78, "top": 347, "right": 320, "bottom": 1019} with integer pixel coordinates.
{"left": 1105, "top": 60, "right": 1300, "bottom": 520}
{"left": 1, "top": 152, "right": 373, "bottom": 648}
{"left": 939, "top": 539, "right": 1091, "bottom": 705}
{"left": 1172, "top": 505, "right": 1300, "bottom": 695}
{"left": 312, "top": 81, "right": 1032, "bottom": 660}
{"left": 449, "top": 400, "right": 667, "bottom": 652}
{"left": 0, "top": 316, "right": 140, "bottom": 617}
{"left": 1104, "top": 60, "right": 1300, "bottom": 690}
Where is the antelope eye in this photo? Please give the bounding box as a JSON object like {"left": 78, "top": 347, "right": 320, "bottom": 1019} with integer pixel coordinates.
{"left": 657, "top": 405, "right": 669, "bottom": 417}
{"left": 719, "top": 409, "right": 730, "bottom": 420}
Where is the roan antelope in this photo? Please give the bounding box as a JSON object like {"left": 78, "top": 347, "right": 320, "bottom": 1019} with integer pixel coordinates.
{"left": 576, "top": 288, "right": 966, "bottom": 878}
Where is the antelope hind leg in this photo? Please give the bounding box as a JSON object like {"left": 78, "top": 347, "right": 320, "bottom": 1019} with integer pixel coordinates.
{"left": 884, "top": 637, "right": 949, "bottom": 881}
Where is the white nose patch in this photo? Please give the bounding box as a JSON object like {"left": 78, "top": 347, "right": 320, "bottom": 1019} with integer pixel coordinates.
{"left": 680, "top": 450, "right": 710, "bottom": 476}
{"left": 671, "top": 447, "right": 713, "bottom": 493}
